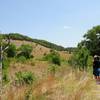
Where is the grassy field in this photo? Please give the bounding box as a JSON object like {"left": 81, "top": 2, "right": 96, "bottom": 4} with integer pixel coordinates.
{"left": 1, "top": 40, "right": 100, "bottom": 100}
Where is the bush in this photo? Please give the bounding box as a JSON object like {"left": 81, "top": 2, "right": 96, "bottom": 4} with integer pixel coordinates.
{"left": 16, "top": 56, "right": 26, "bottom": 63}
{"left": 18, "top": 44, "right": 33, "bottom": 59}
{"left": 6, "top": 44, "right": 16, "bottom": 57}
{"left": 15, "top": 71, "right": 36, "bottom": 85}
{"left": 52, "top": 55, "right": 61, "bottom": 65}
{"left": 44, "top": 50, "right": 61, "bottom": 65}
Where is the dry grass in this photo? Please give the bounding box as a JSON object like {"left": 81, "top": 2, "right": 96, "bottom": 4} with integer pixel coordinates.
{"left": 2, "top": 66, "right": 100, "bottom": 100}
{"left": 1, "top": 40, "right": 100, "bottom": 100}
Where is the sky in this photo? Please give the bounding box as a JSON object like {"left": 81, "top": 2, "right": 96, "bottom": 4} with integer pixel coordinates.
{"left": 0, "top": 0, "right": 100, "bottom": 47}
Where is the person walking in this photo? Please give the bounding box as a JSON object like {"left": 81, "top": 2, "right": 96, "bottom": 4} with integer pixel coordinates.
{"left": 93, "top": 55, "right": 100, "bottom": 84}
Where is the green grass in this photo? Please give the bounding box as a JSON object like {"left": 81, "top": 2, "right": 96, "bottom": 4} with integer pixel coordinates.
{"left": 2, "top": 59, "right": 10, "bottom": 85}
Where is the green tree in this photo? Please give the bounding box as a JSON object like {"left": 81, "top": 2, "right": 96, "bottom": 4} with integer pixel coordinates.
{"left": 69, "top": 46, "right": 90, "bottom": 71}
{"left": 77, "top": 46, "right": 90, "bottom": 70}
{"left": 82, "top": 25, "right": 100, "bottom": 56}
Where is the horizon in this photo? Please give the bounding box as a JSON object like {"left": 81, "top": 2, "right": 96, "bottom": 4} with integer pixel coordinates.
{"left": 0, "top": 0, "right": 100, "bottom": 47}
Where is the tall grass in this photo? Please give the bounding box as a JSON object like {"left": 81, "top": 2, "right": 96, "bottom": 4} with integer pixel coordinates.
{"left": 2, "top": 59, "right": 10, "bottom": 85}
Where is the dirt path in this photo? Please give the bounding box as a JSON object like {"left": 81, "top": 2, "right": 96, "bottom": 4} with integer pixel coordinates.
{"left": 91, "top": 84, "right": 100, "bottom": 100}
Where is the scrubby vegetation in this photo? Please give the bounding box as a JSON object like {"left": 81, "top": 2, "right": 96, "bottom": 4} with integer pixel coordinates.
{"left": 0, "top": 33, "right": 77, "bottom": 53}
{"left": 2, "top": 59, "right": 10, "bottom": 84}
{"left": 1, "top": 42, "right": 33, "bottom": 85}
{"left": 43, "top": 50, "right": 61, "bottom": 66}
{"left": 68, "top": 46, "right": 90, "bottom": 71}
{"left": 15, "top": 71, "right": 36, "bottom": 85}
{"left": 1, "top": 25, "right": 100, "bottom": 100}
{"left": 6, "top": 44, "right": 16, "bottom": 57}
{"left": 16, "top": 56, "right": 27, "bottom": 63}
{"left": 0, "top": 33, "right": 67, "bottom": 51}
{"left": 17, "top": 44, "right": 33, "bottom": 59}
{"left": 68, "top": 25, "right": 100, "bottom": 72}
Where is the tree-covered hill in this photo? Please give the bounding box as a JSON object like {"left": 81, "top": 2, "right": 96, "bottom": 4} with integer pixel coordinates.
{"left": 0, "top": 33, "right": 76, "bottom": 51}
{"left": 78, "top": 25, "right": 100, "bottom": 56}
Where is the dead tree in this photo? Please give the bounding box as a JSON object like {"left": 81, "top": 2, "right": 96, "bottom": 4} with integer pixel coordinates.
{"left": 0, "top": 34, "right": 10, "bottom": 94}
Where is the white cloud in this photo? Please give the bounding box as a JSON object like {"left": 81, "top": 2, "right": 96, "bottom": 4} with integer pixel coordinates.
{"left": 64, "top": 26, "right": 71, "bottom": 29}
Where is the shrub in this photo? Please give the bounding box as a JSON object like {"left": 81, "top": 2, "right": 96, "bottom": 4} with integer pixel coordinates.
{"left": 16, "top": 56, "right": 26, "bottom": 63}
{"left": 15, "top": 71, "right": 36, "bottom": 85}
{"left": 18, "top": 44, "right": 33, "bottom": 59}
{"left": 52, "top": 55, "right": 61, "bottom": 65}
{"left": 6, "top": 44, "right": 16, "bottom": 57}
{"left": 44, "top": 50, "right": 61, "bottom": 65}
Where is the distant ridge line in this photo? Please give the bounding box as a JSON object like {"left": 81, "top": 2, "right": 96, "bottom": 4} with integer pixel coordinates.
{"left": 0, "top": 33, "right": 76, "bottom": 52}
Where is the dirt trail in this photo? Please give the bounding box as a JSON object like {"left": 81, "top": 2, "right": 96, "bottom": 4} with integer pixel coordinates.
{"left": 91, "top": 84, "right": 100, "bottom": 100}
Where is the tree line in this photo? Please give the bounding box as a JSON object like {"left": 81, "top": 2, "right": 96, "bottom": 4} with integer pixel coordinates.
{"left": 69, "top": 25, "right": 100, "bottom": 71}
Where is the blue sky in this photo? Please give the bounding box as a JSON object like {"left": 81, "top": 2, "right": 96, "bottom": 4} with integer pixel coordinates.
{"left": 0, "top": 0, "right": 100, "bottom": 47}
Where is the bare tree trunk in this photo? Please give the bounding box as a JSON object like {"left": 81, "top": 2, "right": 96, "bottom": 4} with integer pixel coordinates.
{"left": 0, "top": 34, "right": 10, "bottom": 95}
{"left": 0, "top": 42, "right": 3, "bottom": 94}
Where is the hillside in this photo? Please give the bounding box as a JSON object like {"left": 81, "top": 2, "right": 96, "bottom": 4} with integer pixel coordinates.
{"left": 1, "top": 53, "right": 100, "bottom": 100}
{"left": 0, "top": 33, "right": 76, "bottom": 52}
{"left": 0, "top": 33, "right": 67, "bottom": 51}
{"left": 0, "top": 34, "right": 100, "bottom": 100}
